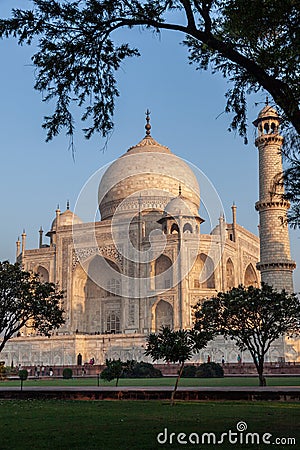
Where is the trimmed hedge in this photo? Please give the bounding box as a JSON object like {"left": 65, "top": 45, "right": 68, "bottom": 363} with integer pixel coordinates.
{"left": 182, "top": 363, "right": 224, "bottom": 378}
{"left": 181, "top": 365, "right": 197, "bottom": 378}
{"left": 123, "top": 361, "right": 162, "bottom": 378}
{"left": 196, "top": 362, "right": 224, "bottom": 378}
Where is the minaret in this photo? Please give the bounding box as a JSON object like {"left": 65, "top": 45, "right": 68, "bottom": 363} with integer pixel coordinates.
{"left": 39, "top": 226, "right": 43, "bottom": 248}
{"left": 16, "top": 237, "right": 21, "bottom": 260}
{"left": 21, "top": 230, "right": 26, "bottom": 259}
{"left": 253, "top": 102, "right": 296, "bottom": 292}
{"left": 231, "top": 203, "right": 237, "bottom": 242}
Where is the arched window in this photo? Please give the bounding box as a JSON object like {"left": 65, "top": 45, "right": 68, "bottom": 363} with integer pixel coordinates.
{"left": 244, "top": 264, "right": 258, "bottom": 287}
{"left": 36, "top": 266, "right": 49, "bottom": 282}
{"left": 155, "top": 300, "right": 173, "bottom": 331}
{"left": 183, "top": 223, "right": 193, "bottom": 233}
{"left": 107, "top": 279, "right": 121, "bottom": 296}
{"left": 155, "top": 255, "right": 173, "bottom": 290}
{"left": 171, "top": 223, "right": 179, "bottom": 234}
{"left": 106, "top": 312, "right": 120, "bottom": 333}
{"left": 226, "top": 258, "right": 235, "bottom": 289}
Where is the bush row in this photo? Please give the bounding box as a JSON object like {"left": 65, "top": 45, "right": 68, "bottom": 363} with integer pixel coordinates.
{"left": 182, "top": 362, "right": 224, "bottom": 378}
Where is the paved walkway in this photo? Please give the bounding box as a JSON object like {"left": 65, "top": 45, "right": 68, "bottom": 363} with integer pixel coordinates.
{"left": 0, "top": 385, "right": 299, "bottom": 401}
{"left": 0, "top": 385, "right": 300, "bottom": 391}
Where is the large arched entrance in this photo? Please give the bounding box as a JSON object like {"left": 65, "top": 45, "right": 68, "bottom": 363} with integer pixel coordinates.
{"left": 72, "top": 255, "right": 122, "bottom": 333}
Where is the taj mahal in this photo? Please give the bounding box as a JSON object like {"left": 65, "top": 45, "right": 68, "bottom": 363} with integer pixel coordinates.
{"left": 0, "top": 105, "right": 298, "bottom": 366}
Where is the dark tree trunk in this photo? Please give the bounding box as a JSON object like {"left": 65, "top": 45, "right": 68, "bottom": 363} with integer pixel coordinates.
{"left": 255, "top": 358, "right": 267, "bottom": 386}
{"left": 171, "top": 362, "right": 185, "bottom": 406}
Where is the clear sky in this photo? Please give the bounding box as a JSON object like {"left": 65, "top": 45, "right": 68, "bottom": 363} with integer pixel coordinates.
{"left": 0, "top": 1, "right": 299, "bottom": 291}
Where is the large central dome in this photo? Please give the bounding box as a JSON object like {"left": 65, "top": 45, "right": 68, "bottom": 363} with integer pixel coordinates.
{"left": 98, "top": 124, "right": 200, "bottom": 221}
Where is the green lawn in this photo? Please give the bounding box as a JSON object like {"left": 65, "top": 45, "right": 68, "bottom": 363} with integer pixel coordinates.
{"left": 1, "top": 376, "right": 300, "bottom": 387}
{"left": 0, "top": 400, "right": 298, "bottom": 449}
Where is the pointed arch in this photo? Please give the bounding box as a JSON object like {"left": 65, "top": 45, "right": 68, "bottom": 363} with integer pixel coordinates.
{"left": 171, "top": 223, "right": 179, "bottom": 234}
{"left": 244, "top": 263, "right": 258, "bottom": 287}
{"left": 226, "top": 258, "right": 235, "bottom": 289}
{"left": 191, "top": 253, "right": 215, "bottom": 289}
{"left": 72, "top": 263, "right": 88, "bottom": 333}
{"left": 155, "top": 300, "right": 173, "bottom": 331}
{"left": 183, "top": 223, "right": 193, "bottom": 233}
{"left": 35, "top": 265, "right": 49, "bottom": 282}
{"left": 155, "top": 254, "right": 173, "bottom": 290}
{"left": 72, "top": 255, "right": 121, "bottom": 333}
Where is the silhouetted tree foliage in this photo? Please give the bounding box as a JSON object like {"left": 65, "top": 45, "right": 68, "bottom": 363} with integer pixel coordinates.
{"left": 100, "top": 358, "right": 124, "bottom": 386}
{"left": 1, "top": 1, "right": 299, "bottom": 223}
{"left": 145, "top": 326, "right": 212, "bottom": 404}
{"left": 0, "top": 261, "right": 65, "bottom": 353}
{"left": 0, "top": 1, "right": 299, "bottom": 140}
{"left": 193, "top": 284, "right": 300, "bottom": 386}
{"left": 282, "top": 133, "right": 300, "bottom": 228}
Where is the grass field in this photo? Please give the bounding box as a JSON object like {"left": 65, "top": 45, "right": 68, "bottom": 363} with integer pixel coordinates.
{"left": 1, "top": 376, "right": 300, "bottom": 388}
{"left": 0, "top": 400, "right": 298, "bottom": 449}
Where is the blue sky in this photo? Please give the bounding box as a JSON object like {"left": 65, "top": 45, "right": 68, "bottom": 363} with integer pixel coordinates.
{"left": 0, "top": 1, "right": 299, "bottom": 291}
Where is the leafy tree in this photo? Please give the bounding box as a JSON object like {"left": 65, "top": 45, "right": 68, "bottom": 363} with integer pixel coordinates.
{"left": 193, "top": 284, "right": 300, "bottom": 386}
{"left": 283, "top": 145, "right": 300, "bottom": 228}
{"left": 18, "top": 369, "right": 28, "bottom": 391}
{"left": 0, "top": 1, "right": 299, "bottom": 142}
{"left": 100, "top": 358, "right": 124, "bottom": 386}
{"left": 145, "top": 326, "right": 212, "bottom": 404}
{"left": 0, "top": 261, "right": 65, "bottom": 353}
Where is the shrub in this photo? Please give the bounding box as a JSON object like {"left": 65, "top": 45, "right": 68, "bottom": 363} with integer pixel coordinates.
{"left": 62, "top": 368, "right": 73, "bottom": 379}
{"left": 196, "top": 362, "right": 224, "bottom": 378}
{"left": 18, "top": 369, "right": 28, "bottom": 381}
{"left": 181, "top": 365, "right": 197, "bottom": 378}
{"left": 0, "top": 362, "right": 7, "bottom": 380}
{"left": 123, "top": 361, "right": 162, "bottom": 378}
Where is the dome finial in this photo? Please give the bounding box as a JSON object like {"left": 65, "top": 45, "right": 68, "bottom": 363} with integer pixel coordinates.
{"left": 265, "top": 96, "right": 269, "bottom": 105}
{"left": 145, "top": 109, "right": 151, "bottom": 136}
{"left": 67, "top": 200, "right": 70, "bottom": 210}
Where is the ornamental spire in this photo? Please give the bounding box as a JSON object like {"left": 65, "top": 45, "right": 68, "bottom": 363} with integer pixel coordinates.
{"left": 145, "top": 109, "right": 151, "bottom": 136}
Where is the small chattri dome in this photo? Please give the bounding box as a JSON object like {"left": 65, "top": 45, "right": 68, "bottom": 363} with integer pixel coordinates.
{"left": 51, "top": 208, "right": 82, "bottom": 229}
{"left": 253, "top": 102, "right": 281, "bottom": 129}
{"left": 164, "top": 195, "right": 200, "bottom": 218}
{"left": 257, "top": 104, "right": 278, "bottom": 120}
